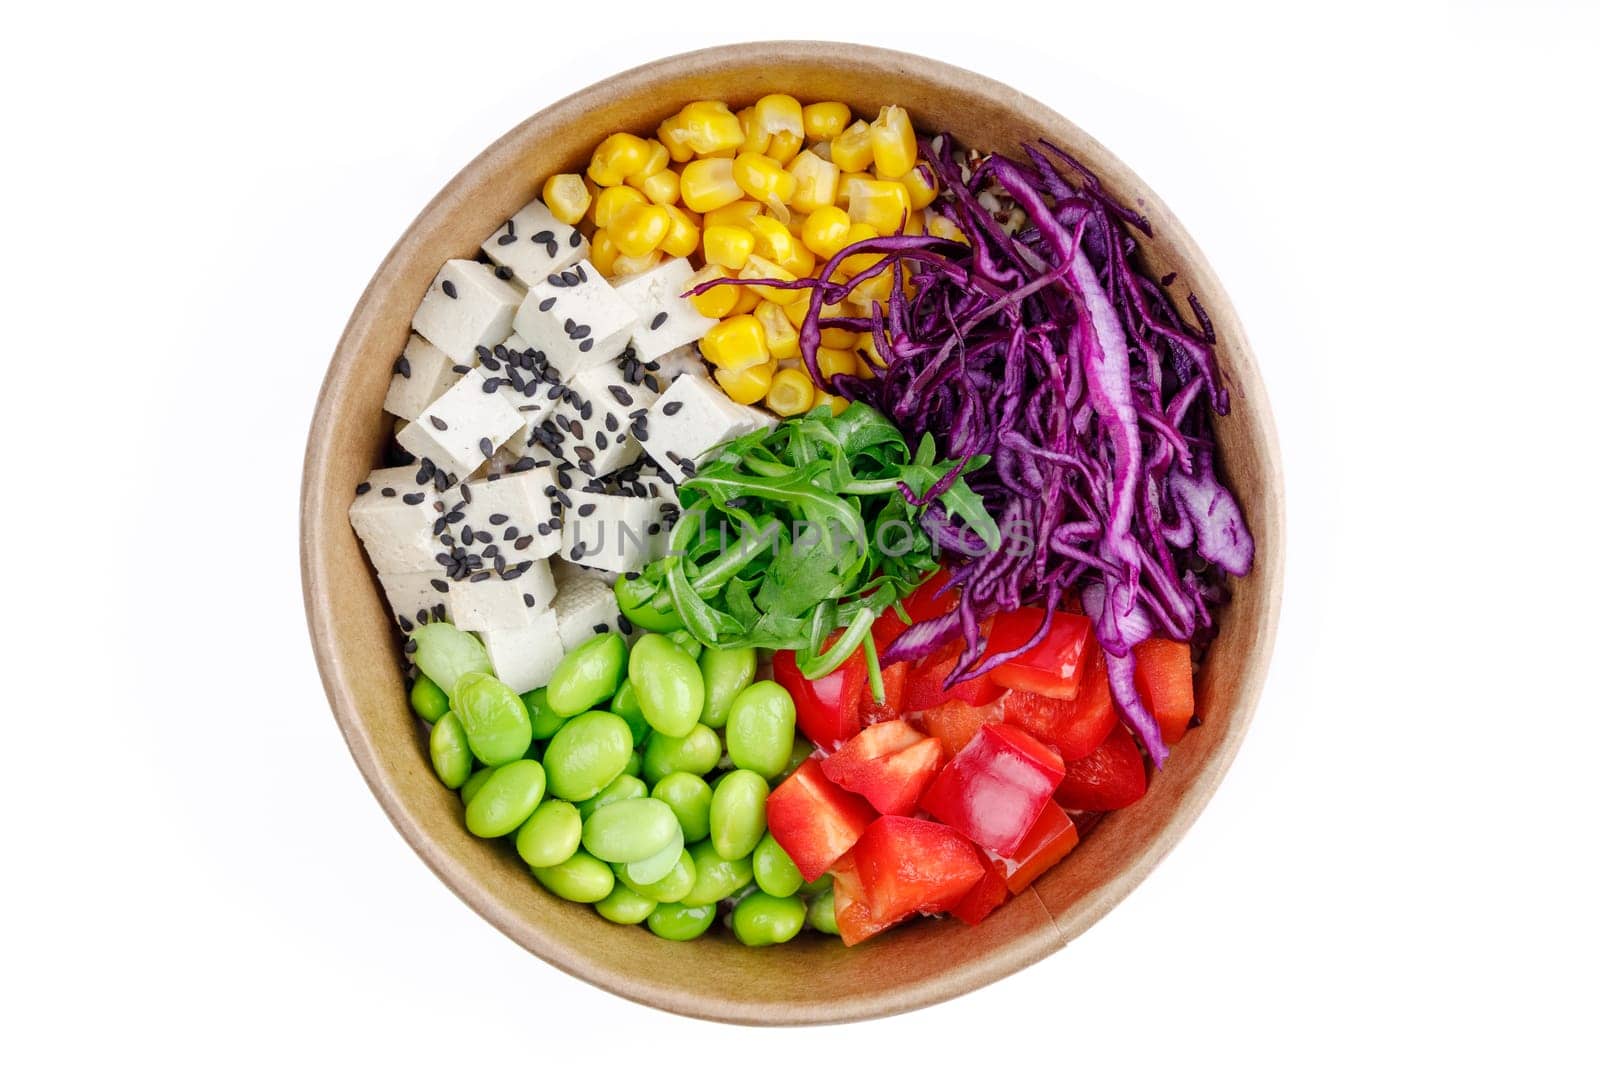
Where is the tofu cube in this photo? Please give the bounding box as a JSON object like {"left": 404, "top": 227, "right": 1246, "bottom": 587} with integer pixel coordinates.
{"left": 558, "top": 489, "right": 665, "bottom": 573}
{"left": 396, "top": 367, "right": 525, "bottom": 480}
{"left": 651, "top": 343, "right": 711, "bottom": 384}
{"left": 534, "top": 357, "right": 663, "bottom": 479}
{"left": 378, "top": 571, "right": 452, "bottom": 633}
{"left": 640, "top": 374, "right": 769, "bottom": 480}
{"left": 478, "top": 611, "right": 565, "bottom": 694}
{"left": 446, "top": 558, "right": 557, "bottom": 631}
{"left": 552, "top": 574, "right": 624, "bottom": 648}
{"left": 349, "top": 466, "right": 443, "bottom": 574}
{"left": 383, "top": 334, "right": 458, "bottom": 422}
{"left": 481, "top": 200, "right": 590, "bottom": 287}
{"left": 611, "top": 258, "right": 718, "bottom": 363}
{"left": 513, "top": 260, "right": 640, "bottom": 380}
{"left": 488, "top": 333, "right": 564, "bottom": 457}
{"left": 447, "top": 467, "right": 564, "bottom": 564}
{"left": 412, "top": 259, "right": 523, "bottom": 364}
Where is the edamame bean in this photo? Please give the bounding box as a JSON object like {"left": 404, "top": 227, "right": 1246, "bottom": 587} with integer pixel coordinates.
{"left": 428, "top": 712, "right": 472, "bottom": 789}
{"left": 646, "top": 901, "right": 717, "bottom": 941}
{"left": 682, "top": 838, "right": 753, "bottom": 906}
{"left": 617, "top": 849, "right": 696, "bottom": 903}
{"left": 725, "top": 681, "right": 796, "bottom": 777}
{"left": 516, "top": 799, "right": 582, "bottom": 868}
{"left": 543, "top": 711, "right": 633, "bottom": 801}
{"left": 628, "top": 635, "right": 704, "bottom": 738}
{"left": 464, "top": 759, "right": 546, "bottom": 837}
{"left": 581, "top": 798, "right": 680, "bottom": 864}
{"left": 532, "top": 850, "right": 614, "bottom": 903}
{"left": 623, "top": 750, "right": 642, "bottom": 778}
{"left": 595, "top": 883, "right": 657, "bottom": 925}
{"left": 783, "top": 737, "right": 816, "bottom": 777}
{"left": 521, "top": 688, "right": 564, "bottom": 740}
{"left": 610, "top": 679, "right": 651, "bottom": 745}
{"left": 641, "top": 724, "right": 720, "bottom": 783}
{"left": 710, "top": 770, "right": 769, "bottom": 860}
{"left": 547, "top": 632, "right": 626, "bottom": 717}
{"left": 806, "top": 889, "right": 840, "bottom": 935}
{"left": 410, "top": 675, "right": 449, "bottom": 724}
{"left": 410, "top": 622, "right": 491, "bottom": 694}
{"left": 731, "top": 891, "right": 807, "bottom": 946}
{"left": 651, "top": 772, "right": 713, "bottom": 842}
{"left": 459, "top": 766, "right": 494, "bottom": 806}
{"left": 614, "top": 574, "right": 684, "bottom": 633}
{"left": 800, "top": 871, "right": 833, "bottom": 896}
{"left": 623, "top": 825, "right": 685, "bottom": 884}
{"left": 752, "top": 832, "right": 803, "bottom": 897}
{"left": 698, "top": 647, "right": 756, "bottom": 728}
{"left": 663, "top": 630, "right": 703, "bottom": 660}
{"left": 576, "top": 774, "right": 648, "bottom": 820}
{"left": 452, "top": 672, "right": 533, "bottom": 766}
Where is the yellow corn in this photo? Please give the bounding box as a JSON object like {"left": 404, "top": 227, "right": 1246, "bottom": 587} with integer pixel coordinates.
{"left": 784, "top": 211, "right": 809, "bottom": 239}
{"left": 590, "top": 229, "right": 621, "bottom": 275}
{"left": 836, "top": 171, "right": 872, "bottom": 209}
{"left": 856, "top": 333, "right": 887, "bottom": 368}
{"left": 739, "top": 254, "right": 800, "bottom": 305}
{"left": 588, "top": 132, "right": 653, "bottom": 187}
{"left": 703, "top": 224, "right": 756, "bottom": 270}
{"left": 678, "top": 101, "right": 745, "bottom": 156}
{"left": 753, "top": 95, "right": 803, "bottom": 142}
{"left": 927, "top": 211, "right": 969, "bottom": 244}
{"left": 731, "top": 284, "right": 762, "bottom": 315}
{"left": 783, "top": 291, "right": 859, "bottom": 347}
{"left": 801, "top": 205, "right": 852, "bottom": 258}
{"left": 854, "top": 354, "right": 878, "bottom": 378}
{"left": 658, "top": 205, "right": 701, "bottom": 258}
{"left": 715, "top": 359, "right": 774, "bottom": 406}
{"left": 685, "top": 265, "right": 739, "bottom": 318}
{"left": 657, "top": 112, "right": 697, "bottom": 163}
{"left": 765, "top": 367, "right": 815, "bottom": 416}
{"left": 625, "top": 139, "right": 671, "bottom": 187}
{"left": 894, "top": 160, "right": 939, "bottom": 209}
{"left": 542, "top": 174, "right": 592, "bottom": 226}
{"left": 704, "top": 199, "right": 765, "bottom": 230}
{"left": 767, "top": 131, "right": 803, "bottom": 165}
{"left": 900, "top": 208, "right": 925, "bottom": 236}
{"left": 787, "top": 150, "right": 840, "bottom": 214}
{"left": 609, "top": 202, "right": 671, "bottom": 258}
{"left": 850, "top": 268, "right": 894, "bottom": 303}
{"left": 811, "top": 392, "right": 850, "bottom": 416}
{"left": 583, "top": 174, "right": 605, "bottom": 225}
{"left": 838, "top": 222, "right": 884, "bottom": 277}
{"left": 803, "top": 101, "right": 852, "bottom": 142}
{"left": 754, "top": 299, "right": 800, "bottom": 360}
{"left": 679, "top": 158, "right": 742, "bottom": 213}
{"left": 700, "top": 314, "right": 770, "bottom": 370}
{"left": 869, "top": 106, "right": 917, "bottom": 179}
{"left": 748, "top": 216, "right": 814, "bottom": 276}
{"left": 733, "top": 152, "right": 797, "bottom": 206}
{"left": 815, "top": 346, "right": 857, "bottom": 381}
{"left": 612, "top": 249, "right": 662, "bottom": 277}
{"left": 831, "top": 120, "right": 874, "bottom": 172}
{"left": 636, "top": 168, "right": 680, "bottom": 206}
{"left": 847, "top": 179, "right": 911, "bottom": 235}
{"left": 594, "top": 186, "right": 647, "bottom": 229}
{"left": 736, "top": 107, "right": 760, "bottom": 153}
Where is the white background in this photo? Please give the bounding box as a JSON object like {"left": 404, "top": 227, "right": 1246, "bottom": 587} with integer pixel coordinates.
{"left": 3, "top": 2, "right": 1595, "bottom": 1062}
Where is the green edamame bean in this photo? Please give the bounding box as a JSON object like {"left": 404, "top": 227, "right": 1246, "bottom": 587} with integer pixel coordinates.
{"left": 800, "top": 871, "right": 833, "bottom": 896}
{"left": 521, "top": 688, "right": 564, "bottom": 740}
{"left": 576, "top": 774, "right": 647, "bottom": 820}
{"left": 595, "top": 883, "right": 657, "bottom": 925}
{"left": 547, "top": 632, "right": 627, "bottom": 717}
{"left": 618, "top": 849, "right": 695, "bottom": 903}
{"left": 784, "top": 736, "right": 816, "bottom": 777}
{"left": 663, "top": 630, "right": 703, "bottom": 660}
{"left": 464, "top": 759, "right": 546, "bottom": 837}
{"left": 710, "top": 770, "right": 769, "bottom": 861}
{"left": 614, "top": 574, "right": 684, "bottom": 633}
{"left": 641, "top": 724, "right": 721, "bottom": 784}
{"left": 532, "top": 850, "right": 614, "bottom": 903}
{"left": 752, "top": 832, "right": 803, "bottom": 897}
{"left": 410, "top": 675, "right": 449, "bottom": 724}
{"left": 651, "top": 772, "right": 713, "bottom": 842}
{"left": 623, "top": 750, "right": 643, "bottom": 778}
{"left": 628, "top": 634, "right": 704, "bottom": 738}
{"left": 459, "top": 766, "right": 494, "bottom": 806}
{"left": 609, "top": 679, "right": 651, "bottom": 745}
{"left": 731, "top": 891, "right": 807, "bottom": 946}
{"left": 428, "top": 712, "right": 472, "bottom": 789}
{"left": 647, "top": 901, "right": 717, "bottom": 941}
{"left": 543, "top": 711, "right": 633, "bottom": 801}
{"left": 516, "top": 799, "right": 582, "bottom": 868}
{"left": 452, "top": 672, "right": 533, "bottom": 767}
{"left": 623, "top": 825, "right": 685, "bottom": 885}
{"left": 581, "top": 797, "right": 680, "bottom": 864}
{"left": 698, "top": 647, "right": 756, "bottom": 728}
{"left": 410, "top": 622, "right": 491, "bottom": 694}
{"left": 806, "top": 889, "right": 840, "bottom": 935}
{"left": 682, "top": 838, "right": 753, "bottom": 906}
{"left": 725, "top": 681, "right": 796, "bottom": 778}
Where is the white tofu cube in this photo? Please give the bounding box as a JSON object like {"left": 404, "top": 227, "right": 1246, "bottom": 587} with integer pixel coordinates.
{"left": 448, "top": 467, "right": 564, "bottom": 564}
{"left": 478, "top": 611, "right": 564, "bottom": 694}
{"left": 651, "top": 344, "right": 710, "bottom": 384}
{"left": 378, "top": 571, "right": 452, "bottom": 633}
{"left": 487, "top": 333, "right": 563, "bottom": 457}
{"left": 534, "top": 358, "right": 663, "bottom": 479}
{"left": 558, "top": 489, "right": 664, "bottom": 573}
{"left": 611, "top": 258, "right": 718, "bottom": 363}
{"left": 349, "top": 466, "right": 442, "bottom": 574}
{"left": 383, "top": 334, "right": 458, "bottom": 422}
{"left": 396, "top": 367, "right": 525, "bottom": 480}
{"left": 447, "top": 558, "right": 556, "bottom": 631}
{"left": 481, "top": 200, "right": 589, "bottom": 287}
{"left": 412, "top": 260, "right": 523, "bottom": 364}
{"left": 552, "top": 574, "right": 623, "bottom": 648}
{"left": 513, "top": 260, "right": 640, "bottom": 380}
{"left": 640, "top": 374, "right": 768, "bottom": 479}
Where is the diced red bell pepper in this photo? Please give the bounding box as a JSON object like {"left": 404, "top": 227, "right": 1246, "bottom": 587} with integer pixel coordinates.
{"left": 1001, "top": 649, "right": 1116, "bottom": 761}
{"left": 766, "top": 758, "right": 877, "bottom": 881}
{"left": 920, "top": 723, "right": 1066, "bottom": 856}
{"left": 861, "top": 660, "right": 909, "bottom": 726}
{"left": 822, "top": 720, "right": 944, "bottom": 816}
{"left": 900, "top": 566, "right": 959, "bottom": 624}
{"left": 949, "top": 853, "right": 1010, "bottom": 926}
{"left": 1133, "top": 638, "right": 1195, "bottom": 743}
{"left": 830, "top": 852, "right": 901, "bottom": 946}
{"left": 993, "top": 800, "right": 1079, "bottom": 894}
{"left": 851, "top": 816, "right": 986, "bottom": 924}
{"left": 984, "top": 607, "right": 1094, "bottom": 700}
{"left": 773, "top": 640, "right": 867, "bottom": 750}
{"left": 920, "top": 698, "right": 1005, "bottom": 759}
{"left": 1054, "top": 726, "right": 1148, "bottom": 811}
{"left": 902, "top": 640, "right": 1005, "bottom": 714}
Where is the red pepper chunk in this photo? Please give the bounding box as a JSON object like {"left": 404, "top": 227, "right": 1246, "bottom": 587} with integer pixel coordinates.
{"left": 1001, "top": 649, "right": 1116, "bottom": 761}
{"left": 985, "top": 607, "right": 1094, "bottom": 700}
{"left": 1054, "top": 726, "right": 1148, "bottom": 811}
{"left": 822, "top": 720, "right": 944, "bottom": 816}
{"left": 1133, "top": 638, "right": 1195, "bottom": 744}
{"left": 851, "top": 816, "right": 986, "bottom": 924}
{"left": 765, "top": 758, "right": 877, "bottom": 882}
{"left": 920, "top": 723, "right": 1066, "bottom": 856}
{"left": 901, "top": 640, "right": 1005, "bottom": 714}
{"left": 949, "top": 852, "right": 1011, "bottom": 926}
{"left": 830, "top": 852, "right": 901, "bottom": 946}
{"left": 773, "top": 643, "right": 867, "bottom": 750}
{"left": 920, "top": 697, "right": 1005, "bottom": 759}
{"left": 994, "top": 800, "right": 1079, "bottom": 894}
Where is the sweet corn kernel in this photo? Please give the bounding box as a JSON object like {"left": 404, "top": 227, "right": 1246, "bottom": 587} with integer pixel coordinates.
{"left": 733, "top": 153, "right": 797, "bottom": 206}
{"left": 782, "top": 291, "right": 859, "bottom": 347}
{"left": 839, "top": 222, "right": 883, "bottom": 276}
{"left": 611, "top": 249, "right": 663, "bottom": 277}
{"left": 747, "top": 216, "right": 814, "bottom": 276}
{"left": 704, "top": 199, "right": 765, "bottom": 230}
{"left": 850, "top": 268, "right": 894, "bottom": 303}
{"left": 679, "top": 101, "right": 745, "bottom": 156}
{"left": 788, "top": 150, "right": 840, "bottom": 214}
{"left": 625, "top": 139, "right": 671, "bottom": 188}
{"left": 927, "top": 211, "right": 969, "bottom": 244}
{"left": 869, "top": 106, "right": 917, "bottom": 179}
{"left": 856, "top": 333, "right": 887, "bottom": 368}
{"left": 637, "top": 168, "right": 680, "bottom": 206}
{"left": 753, "top": 95, "right": 803, "bottom": 143}
{"left": 767, "top": 131, "right": 803, "bottom": 166}
{"left": 610, "top": 202, "right": 671, "bottom": 258}
{"left": 715, "top": 359, "right": 774, "bottom": 406}
{"left": 802, "top": 101, "right": 852, "bottom": 142}
{"left": 588, "top": 132, "right": 653, "bottom": 187}
{"left": 657, "top": 113, "right": 697, "bottom": 163}
{"left": 701, "top": 314, "right": 770, "bottom": 371}
{"left": 594, "top": 186, "right": 648, "bottom": 229}
{"left": 754, "top": 300, "right": 799, "bottom": 360}
{"left": 801, "top": 206, "right": 852, "bottom": 258}
{"left": 543, "top": 174, "right": 592, "bottom": 226}
{"left": 731, "top": 285, "right": 762, "bottom": 315}
{"left": 703, "top": 224, "right": 756, "bottom": 270}
{"left": 765, "top": 367, "right": 815, "bottom": 417}
{"left": 836, "top": 171, "right": 872, "bottom": 209}
{"left": 848, "top": 179, "right": 911, "bottom": 235}
{"left": 811, "top": 392, "right": 850, "bottom": 416}
{"left": 736, "top": 107, "right": 761, "bottom": 154}
{"left": 583, "top": 174, "right": 605, "bottom": 225}
{"left": 900, "top": 208, "right": 925, "bottom": 236}
{"left": 590, "top": 229, "right": 621, "bottom": 276}
{"left": 659, "top": 205, "right": 701, "bottom": 258}
{"left": 815, "top": 346, "right": 857, "bottom": 382}
{"left": 679, "top": 158, "right": 742, "bottom": 213}
{"left": 894, "top": 160, "right": 939, "bottom": 209}
{"left": 739, "top": 254, "right": 800, "bottom": 306}
{"left": 831, "top": 120, "right": 874, "bottom": 172}
{"left": 686, "top": 265, "right": 738, "bottom": 318}
{"left": 854, "top": 354, "right": 878, "bottom": 378}
{"left": 784, "top": 211, "right": 808, "bottom": 239}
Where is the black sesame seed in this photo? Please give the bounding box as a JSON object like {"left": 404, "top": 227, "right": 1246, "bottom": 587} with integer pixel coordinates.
{"left": 430, "top": 578, "right": 449, "bottom": 593}
{"left": 532, "top": 229, "right": 553, "bottom": 243}
{"left": 404, "top": 638, "right": 418, "bottom": 653}
{"left": 429, "top": 415, "right": 448, "bottom": 431}
{"left": 469, "top": 571, "right": 491, "bottom": 583}
{"left": 435, "top": 552, "right": 454, "bottom": 567}
{"left": 650, "top": 311, "right": 668, "bottom": 330}
{"left": 497, "top": 232, "right": 517, "bottom": 246}
{"left": 634, "top": 425, "right": 649, "bottom": 442}
{"left": 618, "top": 616, "right": 634, "bottom": 635}
{"left": 575, "top": 264, "right": 588, "bottom": 283}
{"left": 569, "top": 231, "right": 582, "bottom": 248}
{"left": 662, "top": 401, "right": 683, "bottom": 416}
{"left": 572, "top": 324, "right": 591, "bottom": 339}
{"left": 494, "top": 265, "right": 513, "bottom": 280}
{"left": 441, "top": 279, "right": 458, "bottom": 299}
{"left": 608, "top": 386, "right": 632, "bottom": 406}
{"left": 578, "top": 338, "right": 594, "bottom": 353}
{"left": 524, "top": 593, "right": 537, "bottom": 608}
{"left": 515, "top": 535, "right": 534, "bottom": 550}
{"left": 478, "top": 437, "right": 493, "bottom": 459}
{"left": 605, "top": 412, "right": 620, "bottom": 432}
{"left": 560, "top": 270, "right": 579, "bottom": 286}
{"left": 593, "top": 623, "right": 608, "bottom": 635}
{"left": 381, "top": 487, "right": 397, "bottom": 498}
{"left": 395, "top": 355, "right": 412, "bottom": 378}
{"left": 355, "top": 481, "right": 371, "bottom": 495}
{"left": 483, "top": 378, "right": 502, "bottom": 393}
{"left": 510, "top": 457, "right": 536, "bottom": 472}
{"left": 578, "top": 502, "right": 596, "bottom": 517}
{"left": 398, "top": 617, "right": 413, "bottom": 633}
{"left": 452, "top": 363, "right": 470, "bottom": 374}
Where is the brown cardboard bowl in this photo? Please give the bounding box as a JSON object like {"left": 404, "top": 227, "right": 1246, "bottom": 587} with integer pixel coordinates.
{"left": 301, "top": 42, "right": 1284, "bottom": 1024}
